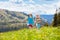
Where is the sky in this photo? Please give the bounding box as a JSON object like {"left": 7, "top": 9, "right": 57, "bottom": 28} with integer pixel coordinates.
{"left": 0, "top": 0, "right": 60, "bottom": 15}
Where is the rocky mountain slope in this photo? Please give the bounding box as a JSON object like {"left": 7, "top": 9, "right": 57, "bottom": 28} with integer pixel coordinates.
{"left": 0, "top": 9, "right": 28, "bottom": 23}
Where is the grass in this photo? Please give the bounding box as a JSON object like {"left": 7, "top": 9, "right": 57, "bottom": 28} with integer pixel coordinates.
{"left": 0, "top": 27, "right": 60, "bottom": 40}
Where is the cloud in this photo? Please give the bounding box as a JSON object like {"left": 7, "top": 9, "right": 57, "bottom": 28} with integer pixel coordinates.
{"left": 29, "top": 0, "right": 35, "bottom": 3}
{"left": 0, "top": 0, "right": 60, "bottom": 15}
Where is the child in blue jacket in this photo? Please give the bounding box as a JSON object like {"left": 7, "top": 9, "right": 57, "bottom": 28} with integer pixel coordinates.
{"left": 24, "top": 14, "right": 34, "bottom": 28}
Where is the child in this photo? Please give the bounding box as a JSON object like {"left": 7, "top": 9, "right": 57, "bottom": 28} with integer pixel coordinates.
{"left": 24, "top": 14, "right": 34, "bottom": 29}
{"left": 35, "top": 15, "right": 41, "bottom": 29}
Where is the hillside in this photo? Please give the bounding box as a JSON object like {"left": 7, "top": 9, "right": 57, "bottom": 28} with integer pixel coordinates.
{"left": 0, "top": 9, "right": 28, "bottom": 23}
{"left": 0, "top": 9, "right": 28, "bottom": 32}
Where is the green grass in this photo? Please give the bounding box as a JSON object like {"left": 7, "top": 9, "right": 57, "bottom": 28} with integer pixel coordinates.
{"left": 0, "top": 27, "right": 60, "bottom": 40}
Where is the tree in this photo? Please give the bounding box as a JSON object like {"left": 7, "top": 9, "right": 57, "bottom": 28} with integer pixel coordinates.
{"left": 53, "top": 8, "right": 60, "bottom": 26}
{"left": 57, "top": 12, "right": 60, "bottom": 26}
{"left": 53, "top": 13, "right": 57, "bottom": 27}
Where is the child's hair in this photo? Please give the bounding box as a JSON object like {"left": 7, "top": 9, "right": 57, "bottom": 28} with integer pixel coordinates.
{"left": 36, "top": 15, "right": 40, "bottom": 17}
{"left": 28, "top": 14, "right": 32, "bottom": 17}
{"left": 36, "top": 15, "right": 40, "bottom": 18}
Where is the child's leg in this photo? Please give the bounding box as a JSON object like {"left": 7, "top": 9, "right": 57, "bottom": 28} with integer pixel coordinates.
{"left": 36, "top": 23, "right": 41, "bottom": 29}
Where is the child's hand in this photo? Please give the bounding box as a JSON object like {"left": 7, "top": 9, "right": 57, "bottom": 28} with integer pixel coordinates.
{"left": 34, "top": 20, "right": 36, "bottom": 23}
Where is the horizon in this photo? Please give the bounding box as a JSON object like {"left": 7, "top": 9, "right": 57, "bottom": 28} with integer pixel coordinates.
{"left": 0, "top": 0, "right": 60, "bottom": 15}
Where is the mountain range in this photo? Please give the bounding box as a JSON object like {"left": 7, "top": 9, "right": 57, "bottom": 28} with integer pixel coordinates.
{"left": 0, "top": 9, "right": 54, "bottom": 32}
{"left": 0, "top": 9, "right": 54, "bottom": 25}
{"left": 40, "top": 15, "right": 54, "bottom": 24}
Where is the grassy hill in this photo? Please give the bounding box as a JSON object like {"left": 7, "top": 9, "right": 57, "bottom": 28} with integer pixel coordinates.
{"left": 0, "top": 27, "right": 60, "bottom": 40}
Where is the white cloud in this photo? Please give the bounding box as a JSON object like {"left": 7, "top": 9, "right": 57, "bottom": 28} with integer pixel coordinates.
{"left": 9, "top": 0, "right": 23, "bottom": 2}
{"left": 0, "top": 0, "right": 60, "bottom": 15}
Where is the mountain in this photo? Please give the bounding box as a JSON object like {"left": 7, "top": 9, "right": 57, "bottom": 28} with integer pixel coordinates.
{"left": 40, "top": 15, "right": 54, "bottom": 24}
{"left": 0, "top": 9, "right": 53, "bottom": 25}
{"left": 0, "top": 9, "right": 28, "bottom": 23}
{"left": 0, "top": 9, "right": 54, "bottom": 32}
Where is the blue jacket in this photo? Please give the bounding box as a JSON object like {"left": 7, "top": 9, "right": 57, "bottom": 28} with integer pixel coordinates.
{"left": 27, "top": 16, "right": 34, "bottom": 25}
